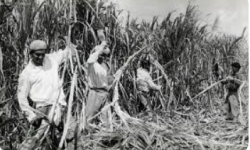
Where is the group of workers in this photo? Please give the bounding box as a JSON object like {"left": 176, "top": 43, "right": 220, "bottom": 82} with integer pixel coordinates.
{"left": 17, "top": 29, "right": 244, "bottom": 149}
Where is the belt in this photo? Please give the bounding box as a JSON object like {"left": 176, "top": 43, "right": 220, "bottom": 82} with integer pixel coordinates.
{"left": 90, "top": 87, "right": 108, "bottom": 92}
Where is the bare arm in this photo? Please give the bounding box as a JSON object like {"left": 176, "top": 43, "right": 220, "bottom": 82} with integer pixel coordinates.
{"left": 51, "top": 44, "right": 77, "bottom": 65}
{"left": 146, "top": 78, "right": 161, "bottom": 91}
{"left": 222, "top": 75, "right": 243, "bottom": 85}
{"left": 87, "top": 49, "right": 102, "bottom": 64}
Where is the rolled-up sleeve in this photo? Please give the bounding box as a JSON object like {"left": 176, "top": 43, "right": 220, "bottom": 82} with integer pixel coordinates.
{"left": 50, "top": 46, "right": 71, "bottom": 65}
{"left": 143, "top": 72, "right": 160, "bottom": 91}
{"left": 87, "top": 44, "right": 106, "bottom": 64}
{"left": 137, "top": 68, "right": 160, "bottom": 91}
{"left": 17, "top": 72, "right": 36, "bottom": 122}
{"left": 146, "top": 79, "right": 160, "bottom": 91}
{"left": 87, "top": 51, "right": 100, "bottom": 64}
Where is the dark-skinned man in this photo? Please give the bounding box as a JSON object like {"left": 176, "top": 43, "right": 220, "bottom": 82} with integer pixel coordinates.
{"left": 221, "top": 62, "right": 244, "bottom": 122}
{"left": 85, "top": 29, "right": 114, "bottom": 130}
{"left": 136, "top": 55, "right": 161, "bottom": 115}
{"left": 18, "top": 39, "right": 76, "bottom": 149}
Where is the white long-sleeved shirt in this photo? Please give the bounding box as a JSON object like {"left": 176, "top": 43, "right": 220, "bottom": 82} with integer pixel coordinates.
{"left": 17, "top": 48, "right": 70, "bottom": 122}
{"left": 136, "top": 67, "right": 160, "bottom": 92}
{"left": 87, "top": 44, "right": 110, "bottom": 89}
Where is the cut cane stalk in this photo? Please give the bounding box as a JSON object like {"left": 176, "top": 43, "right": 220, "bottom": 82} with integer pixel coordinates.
{"left": 59, "top": 68, "right": 77, "bottom": 149}
{"left": 191, "top": 79, "right": 224, "bottom": 101}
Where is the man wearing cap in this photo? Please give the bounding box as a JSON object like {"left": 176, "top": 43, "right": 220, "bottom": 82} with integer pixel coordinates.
{"left": 85, "top": 40, "right": 113, "bottom": 127}
{"left": 136, "top": 56, "right": 161, "bottom": 114}
{"left": 17, "top": 40, "right": 76, "bottom": 149}
{"left": 221, "top": 62, "right": 244, "bottom": 121}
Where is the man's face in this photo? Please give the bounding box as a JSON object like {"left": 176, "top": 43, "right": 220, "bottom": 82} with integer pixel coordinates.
{"left": 31, "top": 50, "right": 46, "bottom": 66}
{"left": 231, "top": 66, "right": 239, "bottom": 74}
{"left": 98, "top": 53, "right": 109, "bottom": 64}
{"left": 141, "top": 60, "right": 150, "bottom": 71}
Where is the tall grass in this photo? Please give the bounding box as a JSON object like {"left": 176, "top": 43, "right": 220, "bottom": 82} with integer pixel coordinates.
{"left": 0, "top": 0, "right": 248, "bottom": 149}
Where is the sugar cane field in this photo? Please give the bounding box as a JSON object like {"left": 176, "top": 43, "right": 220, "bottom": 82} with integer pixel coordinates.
{"left": 0, "top": 0, "right": 248, "bottom": 150}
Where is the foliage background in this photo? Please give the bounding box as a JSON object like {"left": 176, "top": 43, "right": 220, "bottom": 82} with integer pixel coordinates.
{"left": 0, "top": 0, "right": 248, "bottom": 149}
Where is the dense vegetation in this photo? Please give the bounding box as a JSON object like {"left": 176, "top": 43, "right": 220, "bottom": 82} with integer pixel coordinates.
{"left": 0, "top": 0, "right": 248, "bottom": 149}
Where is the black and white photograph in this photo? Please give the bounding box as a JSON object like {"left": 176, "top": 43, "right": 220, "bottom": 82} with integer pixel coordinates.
{"left": 0, "top": 0, "right": 248, "bottom": 149}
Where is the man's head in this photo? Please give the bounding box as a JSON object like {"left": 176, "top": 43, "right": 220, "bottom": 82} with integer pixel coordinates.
{"left": 98, "top": 52, "right": 110, "bottom": 64}
{"left": 140, "top": 59, "right": 150, "bottom": 71}
{"left": 91, "top": 41, "right": 110, "bottom": 64}
{"left": 29, "top": 40, "right": 47, "bottom": 66}
{"left": 231, "top": 62, "right": 241, "bottom": 74}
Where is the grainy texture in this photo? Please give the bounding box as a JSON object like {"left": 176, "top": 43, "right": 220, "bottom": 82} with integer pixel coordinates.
{"left": 0, "top": 0, "right": 248, "bottom": 149}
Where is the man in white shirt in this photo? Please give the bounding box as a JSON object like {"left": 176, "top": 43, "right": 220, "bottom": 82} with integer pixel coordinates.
{"left": 86, "top": 40, "right": 113, "bottom": 126}
{"left": 18, "top": 40, "right": 75, "bottom": 149}
{"left": 136, "top": 58, "right": 161, "bottom": 113}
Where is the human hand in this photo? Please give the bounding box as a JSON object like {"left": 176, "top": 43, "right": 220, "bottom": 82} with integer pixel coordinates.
{"left": 157, "top": 85, "right": 162, "bottom": 91}
{"left": 24, "top": 111, "right": 37, "bottom": 123}
{"left": 29, "top": 114, "right": 45, "bottom": 128}
{"left": 103, "top": 47, "right": 110, "bottom": 54}
{"left": 97, "top": 29, "right": 106, "bottom": 42}
{"left": 100, "top": 41, "right": 108, "bottom": 47}
{"left": 99, "top": 41, "right": 110, "bottom": 54}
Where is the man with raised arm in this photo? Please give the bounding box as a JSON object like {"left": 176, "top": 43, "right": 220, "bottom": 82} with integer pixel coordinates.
{"left": 18, "top": 39, "right": 76, "bottom": 149}
{"left": 85, "top": 29, "right": 114, "bottom": 128}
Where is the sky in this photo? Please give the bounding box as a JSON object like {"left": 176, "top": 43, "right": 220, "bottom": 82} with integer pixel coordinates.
{"left": 111, "top": 0, "right": 248, "bottom": 36}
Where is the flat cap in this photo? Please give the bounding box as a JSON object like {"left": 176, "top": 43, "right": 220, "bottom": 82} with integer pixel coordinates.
{"left": 29, "top": 40, "right": 47, "bottom": 51}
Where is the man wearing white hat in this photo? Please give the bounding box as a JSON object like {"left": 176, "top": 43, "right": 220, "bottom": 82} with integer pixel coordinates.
{"left": 18, "top": 39, "right": 76, "bottom": 149}
{"left": 85, "top": 30, "right": 113, "bottom": 127}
